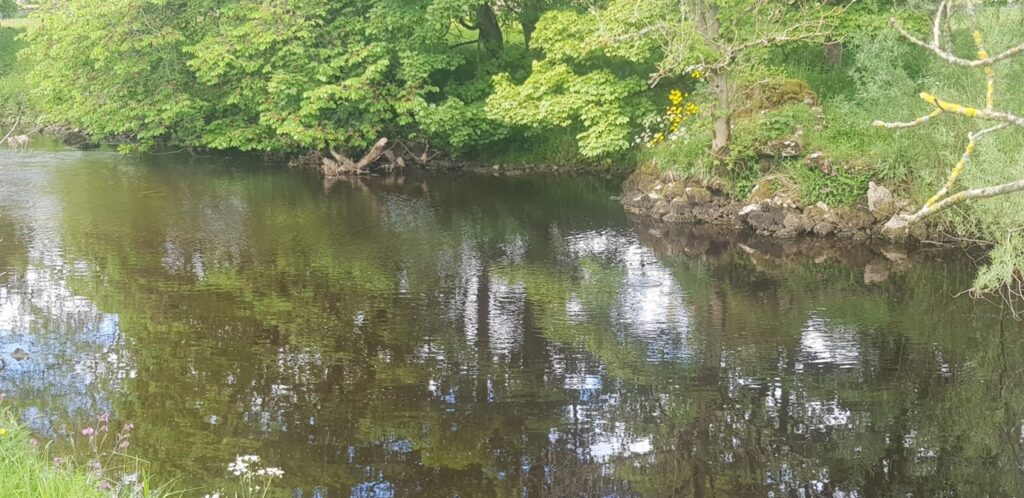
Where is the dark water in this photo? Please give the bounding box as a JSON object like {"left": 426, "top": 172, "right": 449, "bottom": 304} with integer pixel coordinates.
{"left": 1, "top": 149, "right": 1022, "bottom": 497}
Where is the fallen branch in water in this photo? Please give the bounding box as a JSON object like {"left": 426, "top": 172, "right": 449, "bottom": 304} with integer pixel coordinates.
{"left": 323, "top": 138, "right": 391, "bottom": 176}
{"left": 0, "top": 116, "right": 21, "bottom": 145}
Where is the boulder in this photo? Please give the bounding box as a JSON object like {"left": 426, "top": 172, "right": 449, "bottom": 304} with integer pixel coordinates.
{"left": 804, "top": 151, "right": 835, "bottom": 176}
{"left": 783, "top": 212, "right": 813, "bottom": 233}
{"left": 867, "top": 182, "right": 895, "bottom": 221}
{"left": 812, "top": 221, "right": 837, "bottom": 236}
{"left": 830, "top": 207, "right": 876, "bottom": 233}
{"left": 685, "top": 187, "right": 713, "bottom": 205}
{"left": 651, "top": 200, "right": 671, "bottom": 219}
{"left": 745, "top": 209, "right": 785, "bottom": 233}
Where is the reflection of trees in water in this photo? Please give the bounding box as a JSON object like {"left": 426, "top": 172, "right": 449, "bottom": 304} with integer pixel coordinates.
{"left": 616, "top": 220, "right": 1024, "bottom": 497}
{"left": 4, "top": 155, "right": 1024, "bottom": 496}
{"left": 0, "top": 210, "right": 134, "bottom": 434}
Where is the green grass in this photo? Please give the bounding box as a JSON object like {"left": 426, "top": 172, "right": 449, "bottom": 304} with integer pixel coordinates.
{"left": 0, "top": 411, "right": 111, "bottom": 498}
{"left": 0, "top": 409, "right": 183, "bottom": 498}
{"left": 1, "top": 18, "right": 37, "bottom": 30}
{"left": 641, "top": 4, "right": 1024, "bottom": 296}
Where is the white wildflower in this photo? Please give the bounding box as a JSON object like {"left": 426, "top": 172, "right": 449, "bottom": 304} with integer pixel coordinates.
{"left": 256, "top": 467, "right": 284, "bottom": 478}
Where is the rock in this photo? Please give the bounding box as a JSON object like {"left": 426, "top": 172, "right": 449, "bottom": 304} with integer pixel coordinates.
{"left": 758, "top": 135, "right": 804, "bottom": 158}
{"left": 867, "top": 182, "right": 895, "bottom": 220}
{"left": 738, "top": 204, "right": 760, "bottom": 217}
{"left": 783, "top": 213, "right": 813, "bottom": 233}
{"left": 812, "top": 221, "right": 837, "bottom": 236}
{"left": 830, "top": 207, "right": 876, "bottom": 233}
{"left": 685, "top": 187, "right": 713, "bottom": 205}
{"left": 651, "top": 200, "right": 671, "bottom": 219}
{"left": 745, "top": 209, "right": 785, "bottom": 233}
{"left": 775, "top": 227, "right": 799, "bottom": 238}
{"left": 804, "top": 151, "right": 834, "bottom": 176}
{"left": 864, "top": 260, "right": 891, "bottom": 285}
{"left": 803, "top": 204, "right": 829, "bottom": 225}
{"left": 881, "top": 214, "right": 911, "bottom": 240}
{"left": 11, "top": 348, "right": 29, "bottom": 361}
{"left": 669, "top": 197, "right": 691, "bottom": 215}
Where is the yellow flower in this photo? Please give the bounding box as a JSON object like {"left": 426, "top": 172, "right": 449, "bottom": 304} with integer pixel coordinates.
{"left": 691, "top": 70, "right": 702, "bottom": 79}
{"left": 0, "top": 428, "right": 8, "bottom": 437}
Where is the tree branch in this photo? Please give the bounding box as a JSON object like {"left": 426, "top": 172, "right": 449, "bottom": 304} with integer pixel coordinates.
{"left": 890, "top": 17, "right": 1024, "bottom": 68}
{"left": 909, "top": 179, "right": 1024, "bottom": 223}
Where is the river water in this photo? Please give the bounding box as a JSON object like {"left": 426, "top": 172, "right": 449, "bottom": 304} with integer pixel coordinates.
{"left": 0, "top": 149, "right": 1022, "bottom": 497}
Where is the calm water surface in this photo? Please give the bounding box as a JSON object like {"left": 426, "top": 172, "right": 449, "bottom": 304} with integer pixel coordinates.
{"left": 1, "top": 149, "right": 1022, "bottom": 497}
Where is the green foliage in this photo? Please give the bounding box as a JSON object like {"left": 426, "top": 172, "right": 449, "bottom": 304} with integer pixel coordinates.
{"left": 0, "top": 27, "right": 35, "bottom": 124}
{"left": 486, "top": 4, "right": 660, "bottom": 157}
{"left": 0, "top": 0, "right": 16, "bottom": 18}
{"left": 20, "top": 0, "right": 561, "bottom": 155}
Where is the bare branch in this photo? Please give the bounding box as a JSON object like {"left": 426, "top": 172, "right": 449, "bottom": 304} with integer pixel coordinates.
{"left": 918, "top": 92, "right": 1024, "bottom": 127}
{"left": 872, "top": 108, "right": 943, "bottom": 129}
{"left": 933, "top": 0, "right": 947, "bottom": 49}
{"left": 879, "top": 3, "right": 1024, "bottom": 225}
{"left": 909, "top": 179, "right": 1024, "bottom": 223}
{"left": 890, "top": 17, "right": 1024, "bottom": 68}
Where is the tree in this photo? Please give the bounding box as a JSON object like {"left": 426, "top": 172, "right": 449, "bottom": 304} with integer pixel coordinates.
{"left": 649, "top": 0, "right": 847, "bottom": 159}
{"left": 875, "top": 0, "right": 1024, "bottom": 225}
{"left": 487, "top": 0, "right": 846, "bottom": 159}
{"left": 487, "top": 1, "right": 666, "bottom": 157}
{"left": 0, "top": 0, "right": 17, "bottom": 19}
{"left": 21, "top": 0, "right": 561, "bottom": 159}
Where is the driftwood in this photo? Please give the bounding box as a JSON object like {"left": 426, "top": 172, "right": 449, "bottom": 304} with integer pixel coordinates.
{"left": 0, "top": 116, "right": 20, "bottom": 145}
{"left": 307, "top": 138, "right": 449, "bottom": 177}
{"left": 6, "top": 134, "right": 30, "bottom": 150}
{"left": 322, "top": 138, "right": 391, "bottom": 176}
{"left": 288, "top": 138, "right": 446, "bottom": 177}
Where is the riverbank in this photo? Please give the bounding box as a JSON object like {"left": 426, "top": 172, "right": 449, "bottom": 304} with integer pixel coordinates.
{"left": 621, "top": 162, "right": 931, "bottom": 243}
{"left": 0, "top": 409, "right": 122, "bottom": 498}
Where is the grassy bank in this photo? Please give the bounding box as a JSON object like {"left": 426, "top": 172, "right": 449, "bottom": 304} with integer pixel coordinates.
{"left": 641, "top": 6, "right": 1024, "bottom": 296}
{"left": 0, "top": 410, "right": 122, "bottom": 498}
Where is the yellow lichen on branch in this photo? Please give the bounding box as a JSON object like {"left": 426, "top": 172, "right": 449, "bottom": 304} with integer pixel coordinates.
{"left": 878, "top": 4, "right": 1024, "bottom": 225}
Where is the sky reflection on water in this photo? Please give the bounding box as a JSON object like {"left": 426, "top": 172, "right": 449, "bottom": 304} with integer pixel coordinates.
{"left": 0, "top": 151, "right": 1022, "bottom": 497}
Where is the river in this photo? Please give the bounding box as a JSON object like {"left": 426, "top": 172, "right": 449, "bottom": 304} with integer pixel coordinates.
{"left": 0, "top": 147, "right": 1022, "bottom": 497}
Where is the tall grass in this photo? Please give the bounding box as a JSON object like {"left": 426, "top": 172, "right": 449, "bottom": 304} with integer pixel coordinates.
{"left": 0, "top": 410, "right": 112, "bottom": 498}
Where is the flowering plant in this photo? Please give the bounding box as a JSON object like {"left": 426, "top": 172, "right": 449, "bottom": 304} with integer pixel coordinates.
{"left": 205, "top": 454, "right": 285, "bottom": 498}
{"left": 635, "top": 89, "right": 701, "bottom": 147}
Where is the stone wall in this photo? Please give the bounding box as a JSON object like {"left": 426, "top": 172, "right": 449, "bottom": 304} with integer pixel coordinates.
{"left": 621, "top": 163, "right": 928, "bottom": 242}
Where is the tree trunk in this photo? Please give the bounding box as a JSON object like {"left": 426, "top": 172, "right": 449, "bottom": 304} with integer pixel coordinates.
{"left": 476, "top": 4, "right": 503, "bottom": 54}
{"left": 689, "top": 0, "right": 731, "bottom": 160}
{"left": 519, "top": 1, "right": 540, "bottom": 50}
{"left": 824, "top": 40, "right": 844, "bottom": 66}
{"left": 521, "top": 18, "right": 537, "bottom": 50}
{"left": 709, "top": 69, "right": 732, "bottom": 160}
